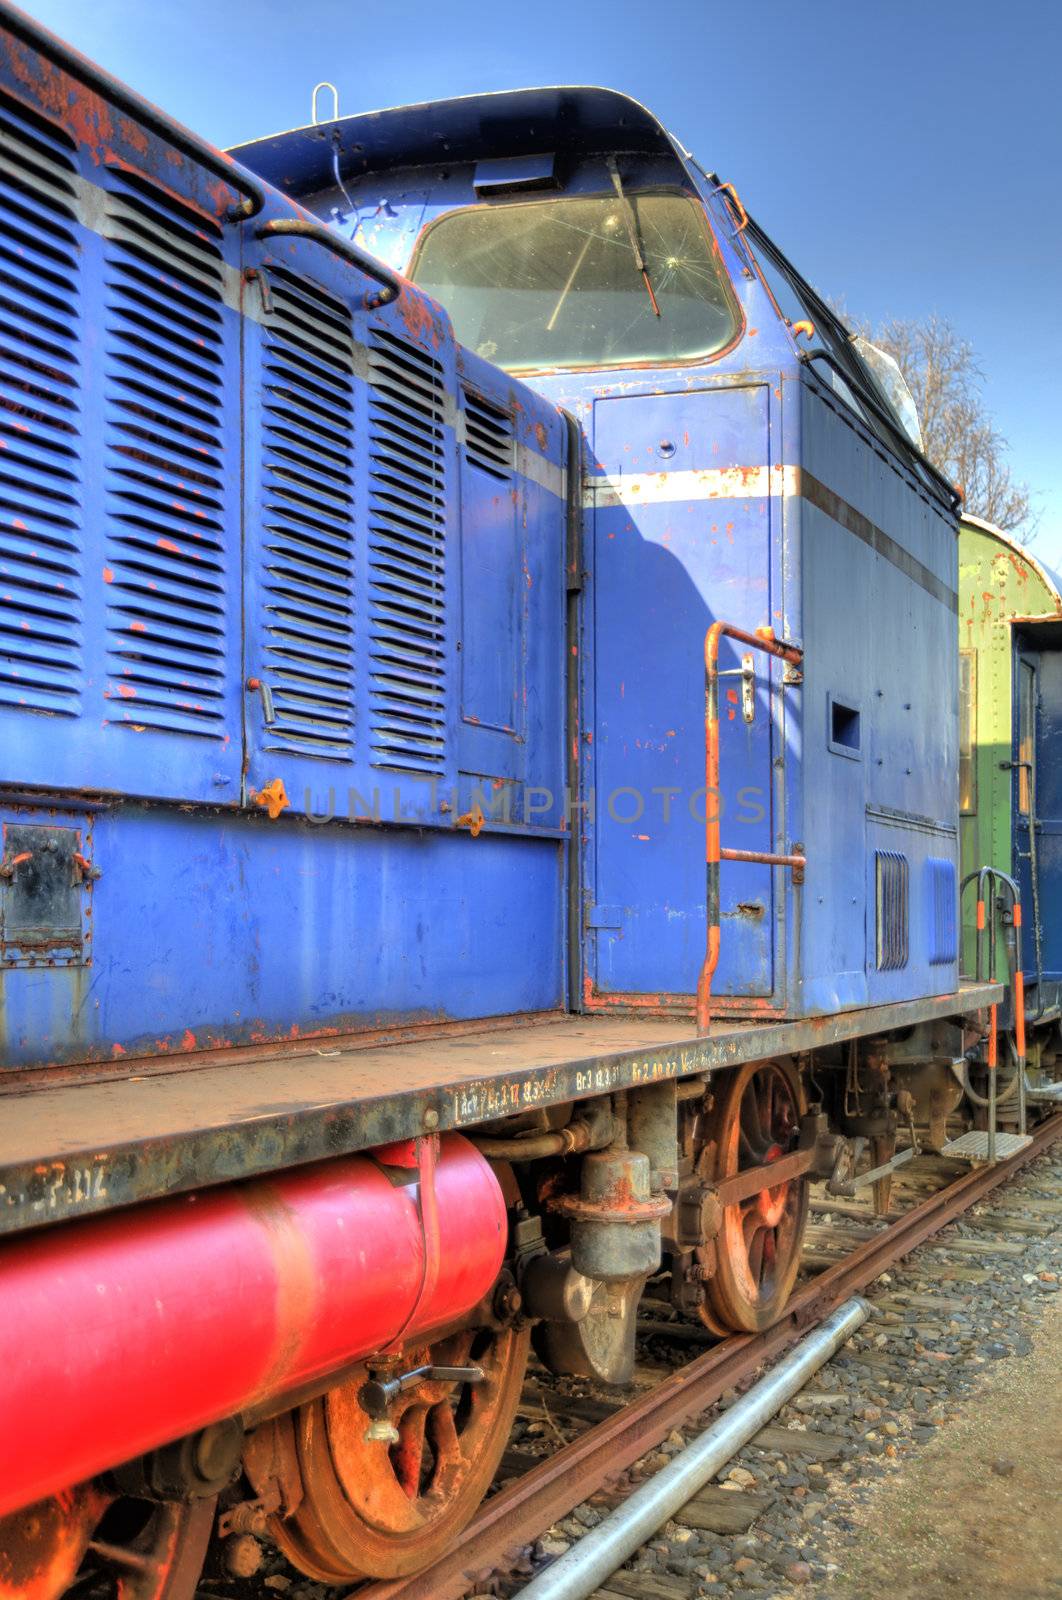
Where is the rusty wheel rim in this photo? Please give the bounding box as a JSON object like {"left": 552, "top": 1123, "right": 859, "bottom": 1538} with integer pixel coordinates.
{"left": 0, "top": 1489, "right": 214, "bottom": 1600}
{"left": 251, "top": 1324, "right": 530, "bottom": 1582}
{"left": 701, "top": 1059, "right": 808, "bottom": 1333}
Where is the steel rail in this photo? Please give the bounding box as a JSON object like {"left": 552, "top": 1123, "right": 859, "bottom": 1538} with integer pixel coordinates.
{"left": 354, "top": 1111, "right": 1061, "bottom": 1600}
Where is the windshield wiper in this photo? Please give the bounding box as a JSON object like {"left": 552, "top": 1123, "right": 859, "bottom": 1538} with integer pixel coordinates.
{"left": 606, "top": 156, "right": 661, "bottom": 318}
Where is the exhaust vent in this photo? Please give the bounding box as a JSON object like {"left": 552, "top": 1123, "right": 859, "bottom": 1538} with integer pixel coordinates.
{"left": 367, "top": 329, "right": 448, "bottom": 774}
{"left": 0, "top": 94, "right": 83, "bottom": 716}
{"left": 102, "top": 172, "right": 228, "bottom": 738}
{"left": 875, "top": 850, "right": 909, "bottom": 971}
{"left": 257, "top": 266, "right": 356, "bottom": 757}
{"left": 462, "top": 388, "right": 514, "bottom": 479}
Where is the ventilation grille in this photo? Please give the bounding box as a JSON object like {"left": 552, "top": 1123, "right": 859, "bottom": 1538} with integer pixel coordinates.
{"left": 0, "top": 95, "right": 83, "bottom": 715}
{"left": 101, "top": 171, "right": 228, "bottom": 737}
{"left": 462, "top": 388, "right": 513, "bottom": 479}
{"left": 258, "top": 267, "right": 356, "bottom": 756}
{"left": 926, "top": 856, "right": 958, "bottom": 966}
{"left": 875, "top": 851, "right": 909, "bottom": 971}
{"left": 367, "top": 328, "right": 448, "bottom": 773}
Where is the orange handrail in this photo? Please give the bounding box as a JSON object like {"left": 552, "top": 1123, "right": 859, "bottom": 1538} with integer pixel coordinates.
{"left": 962, "top": 866, "right": 1028, "bottom": 1154}
{"left": 695, "top": 622, "right": 804, "bottom": 1034}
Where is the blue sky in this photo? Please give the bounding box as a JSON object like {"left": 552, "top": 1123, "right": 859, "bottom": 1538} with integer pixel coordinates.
{"left": 21, "top": 0, "right": 1062, "bottom": 560}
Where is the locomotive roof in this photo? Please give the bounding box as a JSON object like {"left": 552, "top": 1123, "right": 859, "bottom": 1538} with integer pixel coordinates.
{"left": 962, "top": 514, "right": 1062, "bottom": 618}
{"left": 228, "top": 85, "right": 687, "bottom": 194}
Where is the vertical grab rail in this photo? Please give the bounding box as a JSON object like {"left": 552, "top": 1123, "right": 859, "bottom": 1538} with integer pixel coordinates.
{"left": 961, "top": 866, "right": 1027, "bottom": 1159}
{"left": 696, "top": 623, "right": 805, "bottom": 1034}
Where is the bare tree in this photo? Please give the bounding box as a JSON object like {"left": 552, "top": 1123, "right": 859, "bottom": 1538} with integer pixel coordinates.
{"left": 856, "top": 315, "right": 1036, "bottom": 538}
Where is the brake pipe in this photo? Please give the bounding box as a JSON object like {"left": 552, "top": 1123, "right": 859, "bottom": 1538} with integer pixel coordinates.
{"left": 514, "top": 1298, "right": 868, "bottom": 1600}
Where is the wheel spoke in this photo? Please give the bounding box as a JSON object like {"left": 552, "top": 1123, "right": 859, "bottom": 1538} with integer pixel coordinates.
{"left": 746, "top": 1224, "right": 766, "bottom": 1285}
{"left": 393, "top": 1406, "right": 428, "bottom": 1499}
{"left": 428, "top": 1397, "right": 462, "bottom": 1478}
{"left": 739, "top": 1091, "right": 759, "bottom": 1153}
{"left": 762, "top": 1070, "right": 775, "bottom": 1134}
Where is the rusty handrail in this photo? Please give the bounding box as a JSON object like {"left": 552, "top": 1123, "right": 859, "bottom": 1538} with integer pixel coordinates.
{"left": 254, "top": 217, "right": 402, "bottom": 308}
{"left": 695, "top": 622, "right": 804, "bottom": 1034}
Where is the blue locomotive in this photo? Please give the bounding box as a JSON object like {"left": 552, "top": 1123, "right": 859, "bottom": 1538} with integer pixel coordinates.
{"left": 0, "top": 6, "right": 1011, "bottom": 1592}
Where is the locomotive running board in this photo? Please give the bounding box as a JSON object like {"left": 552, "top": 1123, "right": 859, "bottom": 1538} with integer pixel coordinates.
{"left": 1026, "top": 1080, "right": 1062, "bottom": 1102}
{"left": 939, "top": 1129, "right": 1034, "bottom": 1164}
{"left": 0, "top": 981, "right": 1002, "bottom": 1238}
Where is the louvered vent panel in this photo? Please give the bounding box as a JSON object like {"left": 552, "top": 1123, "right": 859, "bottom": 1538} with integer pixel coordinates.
{"left": 926, "top": 856, "right": 957, "bottom": 966}
{"left": 367, "top": 329, "right": 448, "bottom": 773}
{"left": 102, "top": 171, "right": 227, "bottom": 736}
{"left": 875, "top": 850, "right": 909, "bottom": 971}
{"left": 462, "top": 387, "right": 513, "bottom": 479}
{"left": 0, "top": 95, "right": 83, "bottom": 715}
{"left": 258, "top": 267, "right": 356, "bottom": 755}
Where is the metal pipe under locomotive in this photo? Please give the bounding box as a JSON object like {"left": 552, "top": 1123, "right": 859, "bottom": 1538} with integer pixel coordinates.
{"left": 0, "top": 5, "right": 1008, "bottom": 1592}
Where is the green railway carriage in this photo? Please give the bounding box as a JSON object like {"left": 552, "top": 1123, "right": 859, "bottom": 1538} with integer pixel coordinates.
{"left": 959, "top": 515, "right": 1062, "bottom": 1065}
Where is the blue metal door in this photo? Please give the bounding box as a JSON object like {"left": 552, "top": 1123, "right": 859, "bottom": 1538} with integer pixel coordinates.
{"left": 586, "top": 387, "right": 778, "bottom": 1003}
{"left": 1014, "top": 644, "right": 1062, "bottom": 994}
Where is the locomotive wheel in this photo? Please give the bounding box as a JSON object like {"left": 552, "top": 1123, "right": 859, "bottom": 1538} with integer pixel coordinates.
{"left": 698, "top": 1059, "right": 809, "bottom": 1334}
{"left": 0, "top": 1486, "right": 214, "bottom": 1600}
{"left": 246, "top": 1322, "right": 530, "bottom": 1582}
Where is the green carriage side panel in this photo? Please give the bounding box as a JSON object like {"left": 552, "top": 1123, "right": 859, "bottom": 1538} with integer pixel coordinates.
{"left": 958, "top": 515, "right": 1062, "bottom": 974}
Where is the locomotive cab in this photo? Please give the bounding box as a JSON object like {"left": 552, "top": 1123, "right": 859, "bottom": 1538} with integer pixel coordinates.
{"left": 236, "top": 87, "right": 964, "bottom": 1024}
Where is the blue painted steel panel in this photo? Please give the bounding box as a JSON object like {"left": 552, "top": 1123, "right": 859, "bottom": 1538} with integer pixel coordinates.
{"left": 454, "top": 349, "right": 568, "bottom": 828}
{"left": 0, "top": 801, "right": 565, "bottom": 1069}
{"left": 797, "top": 379, "right": 959, "bottom": 1011}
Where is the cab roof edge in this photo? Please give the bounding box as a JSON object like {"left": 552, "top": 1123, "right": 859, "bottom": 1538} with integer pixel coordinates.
{"left": 228, "top": 84, "right": 691, "bottom": 194}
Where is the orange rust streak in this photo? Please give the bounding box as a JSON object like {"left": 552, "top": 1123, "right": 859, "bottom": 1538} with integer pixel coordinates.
{"left": 1013, "top": 972, "right": 1026, "bottom": 1059}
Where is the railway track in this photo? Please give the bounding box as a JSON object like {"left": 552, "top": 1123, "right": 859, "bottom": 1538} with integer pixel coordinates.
{"left": 346, "top": 1114, "right": 1062, "bottom": 1600}
{"left": 189, "top": 1115, "right": 1062, "bottom": 1600}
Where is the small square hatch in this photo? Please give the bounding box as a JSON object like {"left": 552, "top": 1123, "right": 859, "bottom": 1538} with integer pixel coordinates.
{"left": 1, "top": 821, "right": 93, "bottom": 967}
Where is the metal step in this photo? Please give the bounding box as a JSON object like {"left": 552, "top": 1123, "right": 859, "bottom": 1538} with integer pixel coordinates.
{"left": 940, "top": 1130, "right": 1034, "bottom": 1164}
{"left": 1025, "top": 1080, "right": 1062, "bottom": 1103}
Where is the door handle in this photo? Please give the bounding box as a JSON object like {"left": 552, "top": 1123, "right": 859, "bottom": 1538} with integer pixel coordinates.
{"left": 246, "top": 677, "right": 276, "bottom": 725}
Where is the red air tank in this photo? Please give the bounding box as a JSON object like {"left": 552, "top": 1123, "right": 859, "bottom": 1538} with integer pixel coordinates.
{"left": 0, "top": 1133, "right": 505, "bottom": 1517}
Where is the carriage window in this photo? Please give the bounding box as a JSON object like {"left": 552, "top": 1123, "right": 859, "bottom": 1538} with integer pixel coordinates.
{"left": 1017, "top": 660, "right": 1035, "bottom": 816}
{"left": 959, "top": 651, "right": 976, "bottom": 813}
{"left": 409, "top": 191, "right": 739, "bottom": 372}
